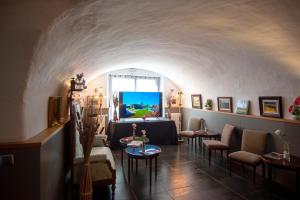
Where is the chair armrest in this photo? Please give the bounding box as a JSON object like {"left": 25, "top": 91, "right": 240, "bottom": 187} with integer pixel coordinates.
{"left": 74, "top": 153, "right": 107, "bottom": 165}
{"left": 93, "top": 134, "right": 107, "bottom": 147}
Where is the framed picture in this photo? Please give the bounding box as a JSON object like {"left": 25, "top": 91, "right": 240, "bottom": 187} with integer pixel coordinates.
{"left": 259, "top": 96, "right": 283, "bottom": 118}
{"left": 191, "top": 94, "right": 202, "bottom": 109}
{"left": 48, "top": 96, "right": 61, "bottom": 128}
{"left": 217, "top": 97, "right": 233, "bottom": 113}
{"left": 236, "top": 100, "right": 250, "bottom": 115}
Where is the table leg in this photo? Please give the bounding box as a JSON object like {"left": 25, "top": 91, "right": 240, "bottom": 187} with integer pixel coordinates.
{"left": 131, "top": 157, "right": 133, "bottom": 172}
{"left": 150, "top": 158, "right": 152, "bottom": 192}
{"left": 128, "top": 156, "right": 131, "bottom": 184}
{"left": 155, "top": 156, "right": 157, "bottom": 180}
{"left": 136, "top": 159, "right": 138, "bottom": 175}
{"left": 121, "top": 148, "right": 123, "bottom": 165}
{"left": 268, "top": 165, "right": 272, "bottom": 192}
{"left": 296, "top": 169, "right": 299, "bottom": 194}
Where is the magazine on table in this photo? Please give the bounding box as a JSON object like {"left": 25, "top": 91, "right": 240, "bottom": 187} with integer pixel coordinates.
{"left": 264, "top": 152, "right": 283, "bottom": 160}
{"left": 139, "top": 148, "right": 160, "bottom": 155}
{"left": 127, "top": 140, "right": 143, "bottom": 147}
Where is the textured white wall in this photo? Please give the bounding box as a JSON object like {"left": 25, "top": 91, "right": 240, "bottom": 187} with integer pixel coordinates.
{"left": 0, "top": 0, "right": 81, "bottom": 142}
{"left": 1, "top": 0, "right": 300, "bottom": 142}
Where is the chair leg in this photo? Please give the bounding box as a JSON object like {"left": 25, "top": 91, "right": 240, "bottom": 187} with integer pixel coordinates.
{"left": 262, "top": 163, "right": 265, "bottom": 180}
{"left": 253, "top": 166, "right": 257, "bottom": 184}
{"left": 112, "top": 184, "right": 116, "bottom": 199}
{"left": 209, "top": 149, "right": 211, "bottom": 167}
{"left": 188, "top": 137, "right": 190, "bottom": 144}
{"left": 229, "top": 158, "right": 232, "bottom": 176}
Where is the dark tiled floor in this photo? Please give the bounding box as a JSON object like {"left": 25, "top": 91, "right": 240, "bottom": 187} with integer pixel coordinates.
{"left": 92, "top": 143, "right": 298, "bottom": 200}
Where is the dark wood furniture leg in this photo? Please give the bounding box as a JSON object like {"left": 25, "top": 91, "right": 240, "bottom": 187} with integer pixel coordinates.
{"left": 253, "top": 166, "right": 257, "bottom": 184}
{"left": 136, "top": 159, "right": 138, "bottom": 175}
{"left": 121, "top": 148, "right": 123, "bottom": 165}
{"left": 209, "top": 149, "right": 211, "bottom": 167}
{"left": 262, "top": 163, "right": 265, "bottom": 180}
{"left": 149, "top": 157, "right": 152, "bottom": 192}
{"left": 297, "top": 169, "right": 299, "bottom": 193}
{"left": 229, "top": 158, "right": 232, "bottom": 176}
{"left": 155, "top": 156, "right": 157, "bottom": 180}
{"left": 131, "top": 157, "right": 133, "bottom": 172}
{"left": 128, "top": 156, "right": 131, "bottom": 184}
{"left": 268, "top": 165, "right": 272, "bottom": 192}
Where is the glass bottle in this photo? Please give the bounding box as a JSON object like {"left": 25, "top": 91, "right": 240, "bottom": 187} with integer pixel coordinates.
{"left": 283, "top": 141, "right": 290, "bottom": 162}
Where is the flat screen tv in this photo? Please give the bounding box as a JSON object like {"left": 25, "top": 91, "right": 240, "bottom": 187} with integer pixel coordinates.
{"left": 119, "top": 91, "right": 162, "bottom": 118}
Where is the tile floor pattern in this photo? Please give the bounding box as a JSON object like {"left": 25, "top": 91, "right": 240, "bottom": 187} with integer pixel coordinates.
{"left": 92, "top": 143, "right": 298, "bottom": 200}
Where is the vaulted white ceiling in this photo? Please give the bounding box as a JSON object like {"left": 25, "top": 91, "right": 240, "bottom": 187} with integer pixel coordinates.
{"left": 2, "top": 0, "right": 300, "bottom": 141}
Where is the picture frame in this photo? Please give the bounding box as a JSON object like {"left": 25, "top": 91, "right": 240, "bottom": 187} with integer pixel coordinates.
{"left": 217, "top": 97, "right": 233, "bottom": 113}
{"left": 236, "top": 100, "right": 250, "bottom": 115}
{"left": 259, "top": 96, "right": 283, "bottom": 118}
{"left": 191, "top": 94, "right": 202, "bottom": 109}
{"left": 48, "top": 96, "right": 61, "bottom": 128}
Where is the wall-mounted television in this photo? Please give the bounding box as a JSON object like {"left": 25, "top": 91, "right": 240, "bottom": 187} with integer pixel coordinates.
{"left": 119, "top": 91, "right": 162, "bottom": 118}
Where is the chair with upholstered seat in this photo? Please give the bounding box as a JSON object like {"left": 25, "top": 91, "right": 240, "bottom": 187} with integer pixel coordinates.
{"left": 178, "top": 118, "right": 202, "bottom": 145}
{"left": 203, "top": 124, "right": 235, "bottom": 166}
{"left": 228, "top": 129, "right": 267, "bottom": 183}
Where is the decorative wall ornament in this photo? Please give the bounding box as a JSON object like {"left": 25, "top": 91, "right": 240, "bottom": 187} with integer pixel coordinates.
{"left": 191, "top": 94, "right": 202, "bottom": 109}
{"left": 217, "top": 97, "right": 233, "bottom": 113}
{"left": 259, "top": 96, "right": 283, "bottom": 118}
{"left": 236, "top": 100, "right": 250, "bottom": 115}
{"left": 112, "top": 92, "right": 119, "bottom": 121}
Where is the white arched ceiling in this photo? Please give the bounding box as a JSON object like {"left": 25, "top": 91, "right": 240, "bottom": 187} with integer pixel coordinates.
{"left": 4, "top": 0, "right": 300, "bottom": 142}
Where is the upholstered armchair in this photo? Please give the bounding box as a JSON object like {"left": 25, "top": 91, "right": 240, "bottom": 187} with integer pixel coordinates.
{"left": 203, "top": 124, "right": 235, "bottom": 166}
{"left": 178, "top": 118, "right": 202, "bottom": 145}
{"left": 228, "top": 129, "right": 268, "bottom": 183}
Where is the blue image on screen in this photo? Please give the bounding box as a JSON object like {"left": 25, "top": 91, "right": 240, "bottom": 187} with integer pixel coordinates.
{"left": 119, "top": 92, "right": 162, "bottom": 118}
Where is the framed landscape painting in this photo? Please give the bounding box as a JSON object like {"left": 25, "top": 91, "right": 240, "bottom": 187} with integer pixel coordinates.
{"left": 259, "top": 96, "right": 283, "bottom": 118}
{"left": 236, "top": 100, "right": 250, "bottom": 115}
{"left": 217, "top": 97, "right": 233, "bottom": 113}
{"left": 191, "top": 94, "right": 202, "bottom": 109}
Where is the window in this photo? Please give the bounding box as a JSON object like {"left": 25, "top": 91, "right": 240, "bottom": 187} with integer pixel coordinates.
{"left": 108, "top": 74, "right": 160, "bottom": 119}
{"left": 111, "top": 77, "right": 135, "bottom": 93}
{"left": 136, "top": 79, "right": 158, "bottom": 92}
{"left": 109, "top": 75, "right": 160, "bottom": 93}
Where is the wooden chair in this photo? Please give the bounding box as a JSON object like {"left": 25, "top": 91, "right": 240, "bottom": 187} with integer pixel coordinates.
{"left": 178, "top": 118, "right": 202, "bottom": 145}
{"left": 203, "top": 124, "right": 235, "bottom": 166}
{"left": 228, "top": 129, "right": 267, "bottom": 184}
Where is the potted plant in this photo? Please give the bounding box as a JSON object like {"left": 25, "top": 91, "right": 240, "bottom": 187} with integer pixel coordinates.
{"left": 288, "top": 96, "right": 300, "bottom": 120}
{"left": 204, "top": 99, "right": 213, "bottom": 110}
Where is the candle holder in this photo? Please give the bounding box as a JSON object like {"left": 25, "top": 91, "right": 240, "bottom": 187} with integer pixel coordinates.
{"left": 132, "top": 123, "right": 137, "bottom": 140}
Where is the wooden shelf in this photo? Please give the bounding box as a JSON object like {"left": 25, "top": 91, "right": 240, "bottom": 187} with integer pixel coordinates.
{"left": 0, "top": 119, "right": 70, "bottom": 150}
{"left": 184, "top": 107, "right": 300, "bottom": 125}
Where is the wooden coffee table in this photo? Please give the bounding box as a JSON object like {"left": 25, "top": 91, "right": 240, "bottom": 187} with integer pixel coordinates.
{"left": 125, "top": 144, "right": 161, "bottom": 192}
{"left": 262, "top": 153, "right": 300, "bottom": 193}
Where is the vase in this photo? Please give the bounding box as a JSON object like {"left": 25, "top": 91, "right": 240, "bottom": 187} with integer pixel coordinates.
{"left": 205, "top": 106, "right": 212, "bottom": 110}
{"left": 292, "top": 115, "right": 300, "bottom": 120}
